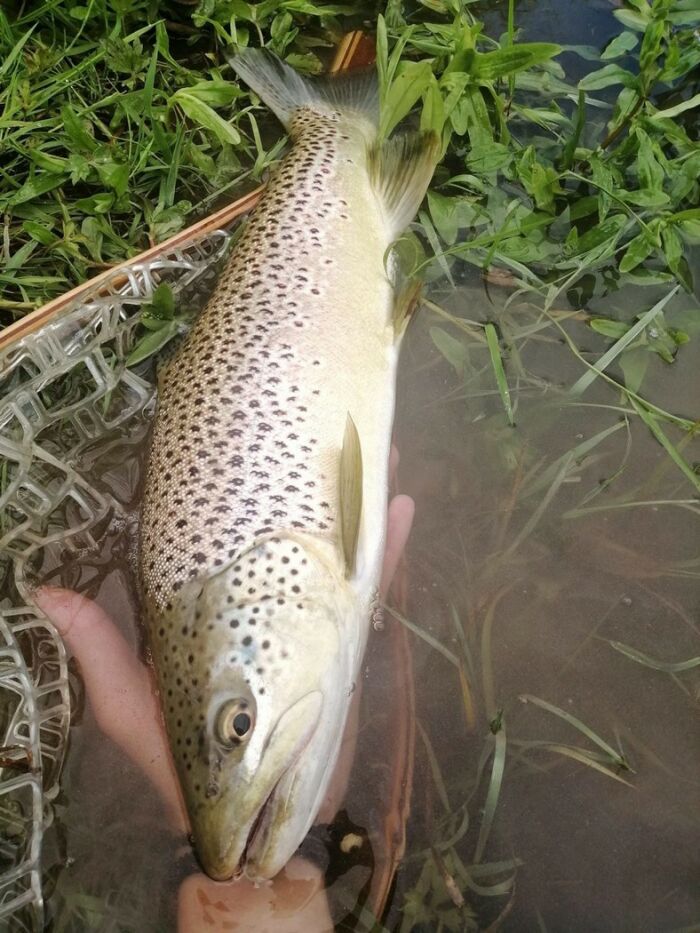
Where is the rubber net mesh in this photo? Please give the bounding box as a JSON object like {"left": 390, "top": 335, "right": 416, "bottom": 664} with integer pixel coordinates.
{"left": 0, "top": 228, "right": 233, "bottom": 930}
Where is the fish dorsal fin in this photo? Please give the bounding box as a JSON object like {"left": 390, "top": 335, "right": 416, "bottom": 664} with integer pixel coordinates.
{"left": 338, "top": 413, "right": 363, "bottom": 578}
{"left": 369, "top": 130, "right": 440, "bottom": 241}
{"left": 228, "top": 48, "right": 378, "bottom": 131}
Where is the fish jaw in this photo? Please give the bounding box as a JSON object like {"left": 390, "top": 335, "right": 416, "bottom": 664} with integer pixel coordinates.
{"left": 242, "top": 676, "right": 351, "bottom": 881}
{"left": 192, "top": 689, "right": 323, "bottom": 881}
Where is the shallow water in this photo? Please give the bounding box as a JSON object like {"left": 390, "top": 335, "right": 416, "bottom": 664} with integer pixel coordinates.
{"left": 1, "top": 1, "right": 699, "bottom": 931}
{"left": 387, "top": 268, "right": 700, "bottom": 931}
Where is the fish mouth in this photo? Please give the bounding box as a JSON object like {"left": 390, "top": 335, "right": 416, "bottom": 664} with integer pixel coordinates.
{"left": 199, "top": 690, "right": 323, "bottom": 882}
{"left": 234, "top": 775, "right": 284, "bottom": 879}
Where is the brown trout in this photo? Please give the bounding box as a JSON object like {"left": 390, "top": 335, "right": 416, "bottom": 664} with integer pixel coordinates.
{"left": 139, "top": 49, "right": 437, "bottom": 882}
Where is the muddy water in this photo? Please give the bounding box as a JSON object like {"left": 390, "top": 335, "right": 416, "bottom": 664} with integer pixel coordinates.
{"left": 386, "top": 266, "right": 700, "bottom": 931}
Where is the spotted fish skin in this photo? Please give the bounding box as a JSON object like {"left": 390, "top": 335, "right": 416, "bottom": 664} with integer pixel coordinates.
{"left": 139, "top": 50, "right": 437, "bottom": 882}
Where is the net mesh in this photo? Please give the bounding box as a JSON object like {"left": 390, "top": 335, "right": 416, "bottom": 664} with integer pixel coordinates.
{"left": 0, "top": 227, "right": 234, "bottom": 929}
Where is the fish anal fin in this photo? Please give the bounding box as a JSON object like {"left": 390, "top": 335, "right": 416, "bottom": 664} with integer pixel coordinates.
{"left": 369, "top": 130, "right": 439, "bottom": 240}
{"left": 338, "top": 413, "right": 363, "bottom": 578}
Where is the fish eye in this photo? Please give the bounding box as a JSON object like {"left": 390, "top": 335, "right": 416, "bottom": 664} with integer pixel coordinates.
{"left": 215, "top": 699, "right": 255, "bottom": 746}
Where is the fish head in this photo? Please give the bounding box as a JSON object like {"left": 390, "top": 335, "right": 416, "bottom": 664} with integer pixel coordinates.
{"left": 153, "top": 535, "right": 360, "bottom": 883}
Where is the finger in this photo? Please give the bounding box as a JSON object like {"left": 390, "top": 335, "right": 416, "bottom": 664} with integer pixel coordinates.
{"left": 33, "top": 586, "right": 188, "bottom": 832}
{"left": 316, "top": 682, "right": 361, "bottom": 825}
{"left": 321, "top": 490, "right": 414, "bottom": 823}
{"left": 178, "top": 857, "right": 333, "bottom": 933}
{"left": 379, "top": 494, "right": 415, "bottom": 599}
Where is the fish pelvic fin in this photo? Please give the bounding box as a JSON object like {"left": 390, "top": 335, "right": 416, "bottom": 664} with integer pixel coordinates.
{"left": 338, "top": 413, "right": 363, "bottom": 579}
{"left": 369, "top": 130, "right": 440, "bottom": 241}
{"left": 227, "top": 48, "right": 378, "bottom": 131}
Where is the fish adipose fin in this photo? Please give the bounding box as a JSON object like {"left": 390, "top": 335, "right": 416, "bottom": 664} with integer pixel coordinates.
{"left": 369, "top": 130, "right": 440, "bottom": 241}
{"left": 338, "top": 413, "right": 363, "bottom": 578}
{"left": 228, "top": 48, "right": 379, "bottom": 131}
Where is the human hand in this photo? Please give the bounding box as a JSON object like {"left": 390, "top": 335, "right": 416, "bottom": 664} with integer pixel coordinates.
{"left": 34, "top": 449, "right": 414, "bottom": 932}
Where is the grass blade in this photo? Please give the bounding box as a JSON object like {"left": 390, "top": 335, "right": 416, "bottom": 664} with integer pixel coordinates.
{"left": 630, "top": 398, "right": 700, "bottom": 493}
{"left": 609, "top": 641, "right": 700, "bottom": 674}
{"left": 531, "top": 742, "right": 635, "bottom": 786}
{"left": 484, "top": 323, "right": 514, "bottom": 425}
{"left": 474, "top": 722, "right": 507, "bottom": 864}
{"left": 570, "top": 285, "right": 680, "bottom": 395}
{"left": 519, "top": 694, "right": 630, "bottom": 769}
{"left": 389, "top": 607, "right": 460, "bottom": 667}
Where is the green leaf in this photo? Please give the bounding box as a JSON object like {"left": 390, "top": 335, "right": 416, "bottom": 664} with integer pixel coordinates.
{"left": 380, "top": 60, "right": 433, "bottom": 139}
{"left": 573, "top": 215, "right": 627, "bottom": 255}
{"left": 639, "top": 18, "right": 666, "bottom": 86}
{"left": 589, "top": 318, "right": 630, "bottom": 339}
{"left": 609, "top": 641, "right": 700, "bottom": 675}
{"left": 452, "top": 84, "right": 493, "bottom": 148}
{"left": 620, "top": 347, "right": 649, "bottom": 393}
{"left": 126, "top": 319, "right": 181, "bottom": 366}
{"left": 430, "top": 326, "right": 466, "bottom": 373}
{"left": 601, "top": 30, "right": 638, "bottom": 60}
{"left": 484, "top": 323, "right": 514, "bottom": 425}
{"left": 619, "top": 231, "right": 655, "bottom": 273}
{"left": 570, "top": 286, "right": 679, "bottom": 395}
{"left": 144, "top": 283, "right": 175, "bottom": 321}
{"left": 94, "top": 159, "right": 129, "bottom": 197}
{"left": 578, "top": 63, "right": 637, "bottom": 91}
{"left": 661, "top": 224, "right": 683, "bottom": 275}
{"left": 28, "top": 150, "right": 69, "bottom": 173}
{"left": 171, "top": 91, "right": 241, "bottom": 146}
{"left": 375, "top": 14, "right": 389, "bottom": 98}
{"left": 466, "top": 142, "right": 512, "bottom": 174}
{"left": 634, "top": 128, "right": 665, "bottom": 191}
{"left": 427, "top": 191, "right": 475, "bottom": 245}
{"left": 649, "top": 92, "right": 700, "bottom": 121}
{"left": 419, "top": 73, "right": 445, "bottom": 138}
{"left": 613, "top": 9, "right": 649, "bottom": 31}
{"left": 5, "top": 240, "right": 38, "bottom": 271}
{"left": 470, "top": 43, "right": 560, "bottom": 80}
{"left": 631, "top": 398, "right": 700, "bottom": 492}
{"left": 60, "top": 104, "right": 96, "bottom": 151}
{"left": 68, "top": 153, "right": 91, "bottom": 184}
{"left": 73, "top": 192, "right": 114, "bottom": 214}
{"left": 181, "top": 80, "right": 243, "bottom": 107}
{"left": 676, "top": 219, "right": 700, "bottom": 242}
{"left": 22, "top": 221, "right": 57, "bottom": 246}
{"left": 4, "top": 174, "right": 68, "bottom": 207}
{"left": 620, "top": 188, "right": 670, "bottom": 209}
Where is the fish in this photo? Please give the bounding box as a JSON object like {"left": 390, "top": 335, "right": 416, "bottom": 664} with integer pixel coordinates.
{"left": 138, "top": 48, "right": 438, "bottom": 883}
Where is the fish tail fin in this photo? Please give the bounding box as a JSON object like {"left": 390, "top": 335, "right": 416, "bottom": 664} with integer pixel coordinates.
{"left": 369, "top": 130, "right": 440, "bottom": 240}
{"left": 228, "top": 48, "right": 379, "bottom": 131}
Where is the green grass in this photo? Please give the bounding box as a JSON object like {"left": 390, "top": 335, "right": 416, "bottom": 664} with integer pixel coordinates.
{"left": 0, "top": 1, "right": 369, "bottom": 322}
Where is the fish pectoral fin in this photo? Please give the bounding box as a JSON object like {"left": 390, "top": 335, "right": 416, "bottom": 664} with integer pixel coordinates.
{"left": 338, "top": 413, "right": 363, "bottom": 578}
{"left": 227, "top": 48, "right": 378, "bottom": 131}
{"left": 393, "top": 278, "right": 423, "bottom": 338}
{"left": 368, "top": 130, "right": 440, "bottom": 241}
